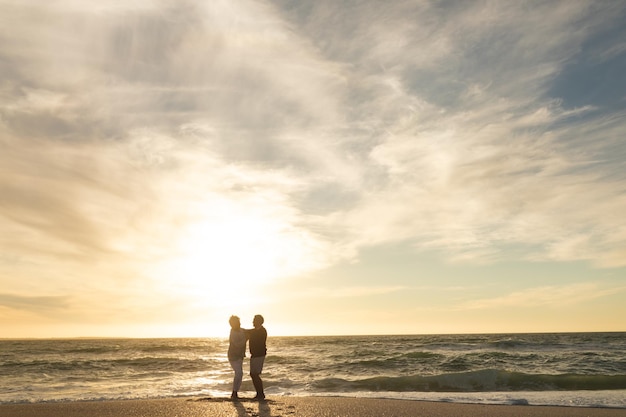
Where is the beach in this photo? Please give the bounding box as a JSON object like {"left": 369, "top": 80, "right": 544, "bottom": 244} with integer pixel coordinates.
{"left": 2, "top": 396, "right": 626, "bottom": 417}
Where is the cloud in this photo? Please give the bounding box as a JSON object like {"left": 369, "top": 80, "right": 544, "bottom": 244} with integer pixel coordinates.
{"left": 460, "top": 283, "right": 626, "bottom": 310}
{"left": 297, "top": 1, "right": 626, "bottom": 267}
{"left": 0, "top": 293, "right": 70, "bottom": 312}
{"left": 325, "top": 285, "right": 407, "bottom": 299}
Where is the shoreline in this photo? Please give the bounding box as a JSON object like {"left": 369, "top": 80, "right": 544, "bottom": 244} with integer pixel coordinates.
{"left": 4, "top": 390, "right": 626, "bottom": 409}
{"left": 2, "top": 396, "right": 626, "bottom": 417}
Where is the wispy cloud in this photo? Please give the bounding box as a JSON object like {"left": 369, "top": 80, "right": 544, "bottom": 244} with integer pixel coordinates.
{"left": 323, "top": 285, "right": 407, "bottom": 299}
{"left": 303, "top": 1, "right": 626, "bottom": 267}
{"left": 460, "top": 283, "right": 626, "bottom": 310}
{"left": 2, "top": 0, "right": 624, "bottom": 270}
{"left": 0, "top": 293, "right": 70, "bottom": 312}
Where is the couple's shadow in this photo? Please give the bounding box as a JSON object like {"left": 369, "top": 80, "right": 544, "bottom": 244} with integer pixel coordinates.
{"left": 195, "top": 397, "right": 278, "bottom": 417}
{"left": 232, "top": 398, "right": 273, "bottom": 417}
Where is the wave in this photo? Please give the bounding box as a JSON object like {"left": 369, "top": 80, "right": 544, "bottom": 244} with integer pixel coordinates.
{"left": 404, "top": 351, "right": 444, "bottom": 360}
{"left": 312, "top": 369, "right": 626, "bottom": 392}
{"left": 0, "top": 356, "right": 217, "bottom": 375}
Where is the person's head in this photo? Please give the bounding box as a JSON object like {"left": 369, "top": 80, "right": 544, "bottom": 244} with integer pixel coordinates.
{"left": 253, "top": 314, "right": 264, "bottom": 328}
{"left": 229, "top": 315, "right": 241, "bottom": 330}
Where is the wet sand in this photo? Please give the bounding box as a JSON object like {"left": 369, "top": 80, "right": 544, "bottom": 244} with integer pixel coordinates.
{"left": 2, "top": 396, "right": 625, "bottom": 417}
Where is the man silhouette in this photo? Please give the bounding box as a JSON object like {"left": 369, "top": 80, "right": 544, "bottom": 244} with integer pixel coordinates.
{"left": 247, "top": 314, "right": 267, "bottom": 400}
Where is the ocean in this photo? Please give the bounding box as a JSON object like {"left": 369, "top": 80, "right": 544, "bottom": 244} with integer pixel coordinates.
{"left": 1, "top": 333, "right": 625, "bottom": 408}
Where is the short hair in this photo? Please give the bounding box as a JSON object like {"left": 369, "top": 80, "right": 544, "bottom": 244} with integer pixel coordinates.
{"left": 229, "top": 315, "right": 240, "bottom": 327}
{"left": 254, "top": 314, "right": 264, "bottom": 325}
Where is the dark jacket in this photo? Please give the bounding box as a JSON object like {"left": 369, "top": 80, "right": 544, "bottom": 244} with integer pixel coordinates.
{"left": 248, "top": 326, "right": 267, "bottom": 358}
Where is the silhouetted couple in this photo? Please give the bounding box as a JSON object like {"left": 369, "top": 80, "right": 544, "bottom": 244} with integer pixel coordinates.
{"left": 228, "top": 314, "right": 267, "bottom": 401}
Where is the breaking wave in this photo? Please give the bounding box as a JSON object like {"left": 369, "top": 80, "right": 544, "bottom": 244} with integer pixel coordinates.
{"left": 313, "top": 369, "right": 626, "bottom": 392}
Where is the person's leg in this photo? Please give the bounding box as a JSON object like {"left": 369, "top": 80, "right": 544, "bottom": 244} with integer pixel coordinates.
{"left": 249, "top": 356, "right": 265, "bottom": 399}
{"left": 250, "top": 373, "right": 263, "bottom": 397}
{"left": 229, "top": 359, "right": 243, "bottom": 398}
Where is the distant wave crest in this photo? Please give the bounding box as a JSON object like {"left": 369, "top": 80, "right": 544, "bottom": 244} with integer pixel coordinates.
{"left": 313, "top": 370, "right": 626, "bottom": 392}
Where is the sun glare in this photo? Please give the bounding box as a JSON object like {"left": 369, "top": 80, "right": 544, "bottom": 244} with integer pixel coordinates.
{"left": 155, "top": 203, "right": 325, "bottom": 314}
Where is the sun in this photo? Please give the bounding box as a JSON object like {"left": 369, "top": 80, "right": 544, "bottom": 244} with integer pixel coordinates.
{"left": 169, "top": 217, "right": 278, "bottom": 309}
{"left": 154, "top": 202, "right": 325, "bottom": 313}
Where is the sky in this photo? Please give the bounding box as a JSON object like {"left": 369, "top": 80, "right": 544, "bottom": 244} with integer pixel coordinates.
{"left": 1, "top": 0, "right": 625, "bottom": 338}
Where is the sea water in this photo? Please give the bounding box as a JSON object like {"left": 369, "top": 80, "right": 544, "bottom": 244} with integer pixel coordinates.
{"left": 1, "top": 333, "right": 625, "bottom": 408}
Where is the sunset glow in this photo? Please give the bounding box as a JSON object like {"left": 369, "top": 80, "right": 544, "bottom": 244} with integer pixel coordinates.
{"left": 1, "top": 0, "right": 625, "bottom": 338}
